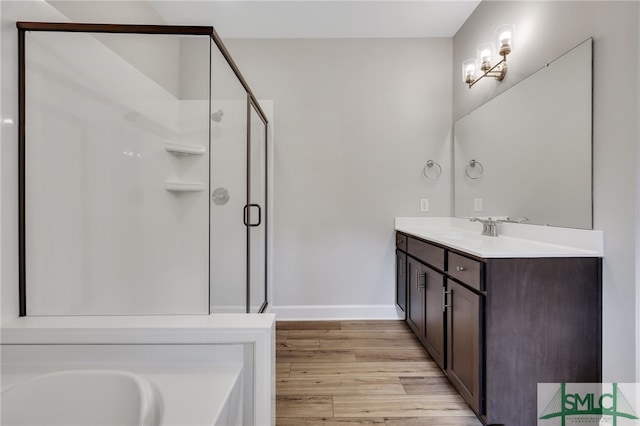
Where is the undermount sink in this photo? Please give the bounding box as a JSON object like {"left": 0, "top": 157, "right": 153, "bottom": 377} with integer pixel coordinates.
{"left": 421, "top": 230, "right": 485, "bottom": 242}
{"left": 0, "top": 369, "right": 163, "bottom": 426}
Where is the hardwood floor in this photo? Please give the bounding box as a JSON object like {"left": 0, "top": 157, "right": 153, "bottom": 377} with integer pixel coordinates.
{"left": 276, "top": 320, "right": 483, "bottom": 426}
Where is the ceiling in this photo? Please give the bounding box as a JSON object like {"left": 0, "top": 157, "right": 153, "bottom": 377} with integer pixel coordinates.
{"left": 148, "top": 0, "right": 481, "bottom": 39}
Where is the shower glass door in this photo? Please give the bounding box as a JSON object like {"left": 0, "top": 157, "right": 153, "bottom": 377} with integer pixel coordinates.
{"left": 210, "top": 41, "right": 248, "bottom": 313}
{"left": 19, "top": 23, "right": 269, "bottom": 316}
{"left": 22, "top": 29, "right": 211, "bottom": 315}
{"left": 248, "top": 100, "right": 268, "bottom": 313}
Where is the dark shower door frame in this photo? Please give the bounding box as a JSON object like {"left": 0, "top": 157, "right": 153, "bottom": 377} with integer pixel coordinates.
{"left": 17, "top": 21, "right": 269, "bottom": 316}
{"left": 246, "top": 96, "right": 269, "bottom": 314}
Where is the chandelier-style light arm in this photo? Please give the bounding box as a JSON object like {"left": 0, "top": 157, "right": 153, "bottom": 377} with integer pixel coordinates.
{"left": 462, "top": 24, "right": 515, "bottom": 89}
{"left": 468, "top": 54, "right": 508, "bottom": 88}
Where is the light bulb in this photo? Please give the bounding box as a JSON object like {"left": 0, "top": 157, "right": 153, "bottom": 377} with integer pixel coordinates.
{"left": 462, "top": 58, "right": 477, "bottom": 84}
{"left": 465, "top": 64, "right": 475, "bottom": 75}
{"left": 500, "top": 31, "right": 511, "bottom": 46}
{"left": 477, "top": 42, "right": 495, "bottom": 71}
{"left": 496, "top": 24, "right": 515, "bottom": 56}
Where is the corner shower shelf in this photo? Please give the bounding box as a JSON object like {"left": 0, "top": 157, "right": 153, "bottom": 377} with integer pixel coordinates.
{"left": 164, "top": 181, "right": 206, "bottom": 192}
{"left": 164, "top": 142, "right": 206, "bottom": 155}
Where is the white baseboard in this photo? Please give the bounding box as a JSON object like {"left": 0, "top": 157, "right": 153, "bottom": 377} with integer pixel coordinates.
{"left": 270, "top": 305, "right": 404, "bottom": 321}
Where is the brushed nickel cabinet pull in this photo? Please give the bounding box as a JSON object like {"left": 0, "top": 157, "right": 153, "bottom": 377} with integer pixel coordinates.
{"left": 456, "top": 266, "right": 466, "bottom": 272}
{"left": 443, "top": 289, "right": 452, "bottom": 310}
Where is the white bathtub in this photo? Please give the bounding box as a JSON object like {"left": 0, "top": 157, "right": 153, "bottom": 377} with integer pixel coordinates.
{"left": 1, "top": 369, "right": 163, "bottom": 426}
{"left": 1, "top": 363, "right": 243, "bottom": 426}
{"left": 1, "top": 314, "right": 275, "bottom": 426}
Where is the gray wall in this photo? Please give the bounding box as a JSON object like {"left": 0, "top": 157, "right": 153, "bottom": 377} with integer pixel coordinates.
{"left": 226, "top": 38, "right": 452, "bottom": 316}
{"left": 638, "top": 1, "right": 640, "bottom": 385}
{"left": 453, "top": 1, "right": 639, "bottom": 382}
{"left": 0, "top": 0, "right": 3, "bottom": 323}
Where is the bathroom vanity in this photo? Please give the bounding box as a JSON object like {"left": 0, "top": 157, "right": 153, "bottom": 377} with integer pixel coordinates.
{"left": 395, "top": 217, "right": 603, "bottom": 426}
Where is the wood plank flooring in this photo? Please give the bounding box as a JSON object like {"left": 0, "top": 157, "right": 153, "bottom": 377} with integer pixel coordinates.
{"left": 276, "top": 320, "right": 483, "bottom": 426}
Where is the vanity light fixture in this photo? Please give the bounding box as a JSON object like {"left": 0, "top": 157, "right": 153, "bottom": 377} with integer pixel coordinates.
{"left": 462, "top": 24, "right": 515, "bottom": 88}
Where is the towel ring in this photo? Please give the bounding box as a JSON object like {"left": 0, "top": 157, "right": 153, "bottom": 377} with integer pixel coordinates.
{"left": 423, "top": 160, "right": 442, "bottom": 180}
{"left": 465, "top": 159, "right": 484, "bottom": 179}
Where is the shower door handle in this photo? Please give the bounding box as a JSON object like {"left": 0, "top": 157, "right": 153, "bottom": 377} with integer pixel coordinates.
{"left": 243, "top": 204, "right": 262, "bottom": 227}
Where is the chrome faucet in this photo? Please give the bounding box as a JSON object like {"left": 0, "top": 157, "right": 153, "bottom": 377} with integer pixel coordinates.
{"left": 469, "top": 217, "right": 501, "bottom": 237}
{"left": 469, "top": 216, "right": 529, "bottom": 236}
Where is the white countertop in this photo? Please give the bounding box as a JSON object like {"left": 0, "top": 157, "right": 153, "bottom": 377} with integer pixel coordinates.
{"left": 1, "top": 313, "right": 276, "bottom": 344}
{"left": 395, "top": 217, "right": 603, "bottom": 258}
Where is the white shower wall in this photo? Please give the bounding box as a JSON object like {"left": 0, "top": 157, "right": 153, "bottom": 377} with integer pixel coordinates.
{"left": 24, "top": 30, "right": 210, "bottom": 315}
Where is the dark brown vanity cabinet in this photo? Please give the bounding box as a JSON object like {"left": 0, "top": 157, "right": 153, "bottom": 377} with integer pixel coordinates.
{"left": 446, "top": 278, "right": 482, "bottom": 415}
{"left": 396, "top": 231, "right": 602, "bottom": 426}
{"left": 395, "top": 234, "right": 407, "bottom": 316}
{"left": 406, "top": 257, "right": 425, "bottom": 338}
{"left": 445, "top": 251, "right": 484, "bottom": 414}
{"left": 423, "top": 265, "right": 446, "bottom": 370}
{"left": 395, "top": 251, "right": 407, "bottom": 316}
{"left": 404, "top": 237, "right": 446, "bottom": 370}
{"left": 407, "top": 258, "right": 446, "bottom": 369}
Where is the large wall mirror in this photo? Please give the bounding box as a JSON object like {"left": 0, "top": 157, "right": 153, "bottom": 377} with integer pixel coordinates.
{"left": 454, "top": 38, "right": 593, "bottom": 229}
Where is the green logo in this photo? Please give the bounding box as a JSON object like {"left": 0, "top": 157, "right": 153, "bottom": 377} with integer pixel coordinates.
{"left": 539, "top": 383, "right": 639, "bottom": 425}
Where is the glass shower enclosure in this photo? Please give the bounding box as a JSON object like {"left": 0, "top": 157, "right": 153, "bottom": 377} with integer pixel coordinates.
{"left": 18, "top": 23, "right": 269, "bottom": 315}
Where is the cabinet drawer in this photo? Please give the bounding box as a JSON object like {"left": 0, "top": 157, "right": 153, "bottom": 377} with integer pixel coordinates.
{"left": 396, "top": 233, "right": 407, "bottom": 252}
{"left": 448, "top": 252, "right": 483, "bottom": 291}
{"left": 407, "top": 237, "right": 445, "bottom": 270}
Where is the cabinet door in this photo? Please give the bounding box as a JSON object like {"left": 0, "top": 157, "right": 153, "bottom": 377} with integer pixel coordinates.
{"left": 424, "top": 266, "right": 445, "bottom": 370}
{"left": 446, "top": 279, "right": 482, "bottom": 415}
{"left": 407, "top": 258, "right": 425, "bottom": 339}
{"left": 396, "top": 250, "right": 407, "bottom": 316}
